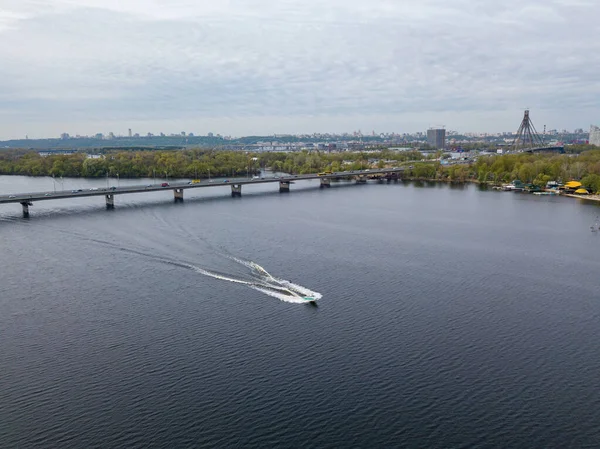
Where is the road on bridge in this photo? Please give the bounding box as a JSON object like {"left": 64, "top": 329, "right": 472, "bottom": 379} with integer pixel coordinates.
{"left": 0, "top": 168, "right": 405, "bottom": 205}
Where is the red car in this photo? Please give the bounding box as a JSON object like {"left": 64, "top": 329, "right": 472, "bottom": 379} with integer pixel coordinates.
{"left": 161, "top": 182, "right": 169, "bottom": 187}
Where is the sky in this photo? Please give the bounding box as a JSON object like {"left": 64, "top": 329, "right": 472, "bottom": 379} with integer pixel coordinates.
{"left": 0, "top": 0, "right": 599, "bottom": 139}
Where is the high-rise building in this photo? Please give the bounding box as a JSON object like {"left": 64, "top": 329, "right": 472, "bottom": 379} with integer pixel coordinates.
{"left": 128, "top": 128, "right": 132, "bottom": 137}
{"left": 590, "top": 125, "right": 600, "bottom": 146}
{"left": 427, "top": 128, "right": 445, "bottom": 149}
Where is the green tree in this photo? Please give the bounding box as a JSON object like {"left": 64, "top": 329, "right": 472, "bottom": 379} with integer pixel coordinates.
{"left": 581, "top": 174, "right": 600, "bottom": 193}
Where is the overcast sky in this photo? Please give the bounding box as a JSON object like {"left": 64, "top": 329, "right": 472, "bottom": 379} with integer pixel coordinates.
{"left": 0, "top": 0, "right": 599, "bottom": 139}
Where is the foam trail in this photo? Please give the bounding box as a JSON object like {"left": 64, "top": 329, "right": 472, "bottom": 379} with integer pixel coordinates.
{"left": 66, "top": 229, "right": 321, "bottom": 303}
{"left": 249, "top": 286, "right": 309, "bottom": 304}
{"left": 190, "top": 266, "right": 254, "bottom": 286}
{"left": 191, "top": 266, "right": 319, "bottom": 304}
{"left": 232, "top": 257, "right": 281, "bottom": 282}
{"left": 230, "top": 257, "right": 323, "bottom": 302}
{"left": 231, "top": 257, "right": 267, "bottom": 275}
{"left": 278, "top": 281, "right": 322, "bottom": 300}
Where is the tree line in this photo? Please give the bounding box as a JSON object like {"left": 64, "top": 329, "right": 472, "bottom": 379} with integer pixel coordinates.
{"left": 0, "top": 149, "right": 261, "bottom": 179}
{"left": 0, "top": 148, "right": 427, "bottom": 178}
{"left": 2, "top": 146, "right": 600, "bottom": 193}
{"left": 406, "top": 149, "right": 600, "bottom": 193}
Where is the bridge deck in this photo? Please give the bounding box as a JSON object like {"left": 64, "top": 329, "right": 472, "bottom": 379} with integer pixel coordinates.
{"left": 0, "top": 168, "right": 405, "bottom": 205}
{"left": 523, "top": 146, "right": 565, "bottom": 153}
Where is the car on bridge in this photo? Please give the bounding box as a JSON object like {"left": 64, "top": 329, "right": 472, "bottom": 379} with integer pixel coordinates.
{"left": 161, "top": 182, "right": 169, "bottom": 187}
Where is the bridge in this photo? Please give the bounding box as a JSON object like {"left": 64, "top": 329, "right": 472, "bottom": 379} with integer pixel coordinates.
{"left": 0, "top": 168, "right": 405, "bottom": 217}
{"left": 522, "top": 146, "right": 565, "bottom": 154}
{"left": 510, "top": 109, "right": 566, "bottom": 154}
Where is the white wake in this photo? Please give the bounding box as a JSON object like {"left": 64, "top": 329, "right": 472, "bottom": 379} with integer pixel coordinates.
{"left": 190, "top": 257, "right": 322, "bottom": 304}
{"left": 65, "top": 227, "right": 321, "bottom": 304}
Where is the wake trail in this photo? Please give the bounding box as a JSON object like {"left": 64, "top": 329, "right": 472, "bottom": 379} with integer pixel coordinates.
{"left": 250, "top": 286, "right": 311, "bottom": 304}
{"left": 63, "top": 229, "right": 321, "bottom": 304}
{"left": 187, "top": 265, "right": 255, "bottom": 286}
{"left": 229, "top": 256, "right": 323, "bottom": 302}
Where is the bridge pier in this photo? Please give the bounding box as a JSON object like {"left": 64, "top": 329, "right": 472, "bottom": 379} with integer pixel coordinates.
{"left": 105, "top": 194, "right": 114, "bottom": 209}
{"left": 355, "top": 176, "right": 367, "bottom": 184}
{"left": 231, "top": 184, "right": 242, "bottom": 197}
{"left": 279, "top": 181, "right": 290, "bottom": 193}
{"left": 320, "top": 178, "right": 331, "bottom": 188}
{"left": 174, "top": 188, "right": 184, "bottom": 202}
{"left": 20, "top": 201, "right": 32, "bottom": 218}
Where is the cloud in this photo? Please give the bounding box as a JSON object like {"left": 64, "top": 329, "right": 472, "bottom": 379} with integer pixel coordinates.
{"left": 0, "top": 0, "right": 599, "bottom": 138}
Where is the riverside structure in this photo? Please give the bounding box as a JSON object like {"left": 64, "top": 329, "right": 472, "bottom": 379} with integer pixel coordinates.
{"left": 0, "top": 168, "right": 405, "bottom": 217}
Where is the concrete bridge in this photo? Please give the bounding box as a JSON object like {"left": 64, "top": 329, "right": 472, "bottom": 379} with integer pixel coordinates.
{"left": 0, "top": 168, "right": 405, "bottom": 217}
{"left": 522, "top": 146, "right": 565, "bottom": 154}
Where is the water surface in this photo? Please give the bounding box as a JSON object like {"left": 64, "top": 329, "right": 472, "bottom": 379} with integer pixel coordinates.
{"left": 1, "top": 176, "right": 599, "bottom": 448}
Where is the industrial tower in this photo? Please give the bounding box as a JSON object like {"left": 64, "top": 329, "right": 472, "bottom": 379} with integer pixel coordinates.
{"left": 511, "top": 110, "right": 544, "bottom": 152}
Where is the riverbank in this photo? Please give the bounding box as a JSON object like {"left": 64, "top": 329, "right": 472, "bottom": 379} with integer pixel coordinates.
{"left": 403, "top": 178, "right": 600, "bottom": 202}
{"left": 563, "top": 193, "right": 600, "bottom": 202}
{"left": 399, "top": 176, "right": 486, "bottom": 185}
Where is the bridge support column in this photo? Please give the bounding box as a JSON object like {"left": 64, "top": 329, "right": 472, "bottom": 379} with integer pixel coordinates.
{"left": 20, "top": 201, "right": 32, "bottom": 218}
{"left": 105, "top": 194, "right": 114, "bottom": 209}
{"left": 174, "top": 188, "right": 184, "bottom": 202}
{"left": 279, "top": 181, "right": 290, "bottom": 193}
{"left": 231, "top": 184, "right": 242, "bottom": 197}
{"left": 320, "top": 178, "right": 331, "bottom": 188}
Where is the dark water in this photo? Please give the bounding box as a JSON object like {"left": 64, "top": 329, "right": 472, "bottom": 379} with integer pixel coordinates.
{"left": 1, "top": 176, "right": 600, "bottom": 448}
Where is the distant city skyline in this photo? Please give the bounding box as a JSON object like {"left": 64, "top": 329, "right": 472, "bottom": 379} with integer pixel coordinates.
{"left": 5, "top": 124, "right": 591, "bottom": 144}
{"left": 0, "top": 111, "right": 596, "bottom": 142}
{"left": 1, "top": 1, "right": 599, "bottom": 140}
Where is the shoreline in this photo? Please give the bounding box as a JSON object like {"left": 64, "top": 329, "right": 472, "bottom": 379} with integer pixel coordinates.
{"left": 563, "top": 193, "right": 600, "bottom": 202}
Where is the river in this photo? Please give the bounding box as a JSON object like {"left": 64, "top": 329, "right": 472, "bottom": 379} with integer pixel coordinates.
{"left": 1, "top": 176, "right": 599, "bottom": 448}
